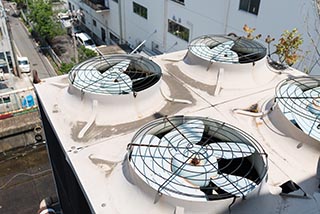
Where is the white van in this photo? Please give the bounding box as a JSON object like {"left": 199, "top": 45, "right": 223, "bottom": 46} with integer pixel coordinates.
{"left": 75, "top": 32, "right": 96, "bottom": 51}
{"left": 17, "top": 57, "right": 30, "bottom": 73}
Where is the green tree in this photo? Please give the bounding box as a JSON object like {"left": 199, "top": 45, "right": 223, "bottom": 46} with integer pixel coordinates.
{"left": 59, "top": 62, "right": 75, "bottom": 74}
{"left": 78, "top": 46, "right": 97, "bottom": 62}
{"left": 27, "top": 0, "right": 64, "bottom": 41}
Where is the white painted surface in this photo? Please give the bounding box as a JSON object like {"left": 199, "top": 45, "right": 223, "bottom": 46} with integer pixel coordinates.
{"left": 35, "top": 44, "right": 320, "bottom": 213}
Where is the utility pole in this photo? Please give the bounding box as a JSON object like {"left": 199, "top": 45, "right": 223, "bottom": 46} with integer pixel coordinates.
{"left": 71, "top": 10, "right": 79, "bottom": 63}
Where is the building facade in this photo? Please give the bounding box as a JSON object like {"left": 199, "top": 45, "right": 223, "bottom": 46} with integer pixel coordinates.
{"left": 67, "top": 0, "right": 320, "bottom": 74}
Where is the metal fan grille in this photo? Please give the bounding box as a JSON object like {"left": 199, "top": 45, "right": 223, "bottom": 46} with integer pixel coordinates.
{"left": 68, "top": 54, "right": 162, "bottom": 95}
{"left": 188, "top": 35, "right": 266, "bottom": 64}
{"left": 276, "top": 76, "right": 320, "bottom": 140}
{"left": 128, "top": 116, "right": 267, "bottom": 201}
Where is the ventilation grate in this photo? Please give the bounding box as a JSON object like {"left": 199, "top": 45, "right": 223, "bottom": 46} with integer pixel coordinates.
{"left": 68, "top": 54, "right": 162, "bottom": 95}
{"left": 276, "top": 76, "right": 320, "bottom": 141}
{"left": 127, "top": 116, "right": 267, "bottom": 201}
{"left": 188, "top": 35, "right": 267, "bottom": 64}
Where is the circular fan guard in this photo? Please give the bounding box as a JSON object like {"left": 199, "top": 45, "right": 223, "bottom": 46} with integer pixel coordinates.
{"left": 127, "top": 116, "right": 267, "bottom": 201}
{"left": 276, "top": 76, "right": 320, "bottom": 140}
{"left": 68, "top": 54, "right": 162, "bottom": 95}
{"left": 188, "top": 35, "right": 266, "bottom": 64}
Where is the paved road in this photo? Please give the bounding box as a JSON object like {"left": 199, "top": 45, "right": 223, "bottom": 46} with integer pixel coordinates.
{"left": 0, "top": 3, "right": 59, "bottom": 214}
{"left": 6, "top": 7, "right": 56, "bottom": 79}
{"left": 0, "top": 144, "right": 58, "bottom": 214}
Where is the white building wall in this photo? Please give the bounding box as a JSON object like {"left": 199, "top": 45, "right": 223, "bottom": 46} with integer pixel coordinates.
{"left": 68, "top": 0, "right": 122, "bottom": 45}
{"left": 165, "top": 0, "right": 228, "bottom": 51}
{"left": 225, "top": 0, "right": 318, "bottom": 73}
{"left": 122, "top": 0, "right": 164, "bottom": 51}
{"left": 68, "top": 0, "right": 320, "bottom": 74}
{"left": 107, "top": 1, "right": 121, "bottom": 43}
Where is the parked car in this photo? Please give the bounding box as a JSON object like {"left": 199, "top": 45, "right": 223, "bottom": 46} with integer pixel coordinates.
{"left": 75, "top": 32, "right": 96, "bottom": 51}
{"left": 17, "top": 57, "right": 30, "bottom": 73}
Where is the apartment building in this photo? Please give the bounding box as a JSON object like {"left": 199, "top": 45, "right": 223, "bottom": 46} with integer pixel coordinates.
{"left": 67, "top": 0, "right": 319, "bottom": 73}
{"left": 0, "top": 1, "right": 14, "bottom": 75}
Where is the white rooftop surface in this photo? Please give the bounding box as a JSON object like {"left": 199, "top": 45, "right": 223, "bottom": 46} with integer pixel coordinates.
{"left": 35, "top": 48, "right": 320, "bottom": 213}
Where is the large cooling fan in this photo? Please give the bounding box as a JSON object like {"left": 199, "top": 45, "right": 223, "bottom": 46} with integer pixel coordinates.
{"left": 276, "top": 76, "right": 320, "bottom": 141}
{"left": 188, "top": 35, "right": 266, "bottom": 64}
{"left": 68, "top": 54, "right": 162, "bottom": 95}
{"left": 127, "top": 116, "right": 267, "bottom": 201}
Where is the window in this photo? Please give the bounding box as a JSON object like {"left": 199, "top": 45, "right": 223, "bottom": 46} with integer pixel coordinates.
{"left": 133, "top": 2, "right": 148, "bottom": 19}
{"left": 171, "top": 0, "right": 184, "bottom": 5}
{"left": 0, "top": 96, "right": 10, "bottom": 104}
{"left": 93, "top": 19, "right": 96, "bottom": 27}
{"left": 168, "top": 19, "right": 189, "bottom": 42}
{"left": 239, "top": 0, "right": 260, "bottom": 15}
{"left": 110, "top": 32, "right": 119, "bottom": 44}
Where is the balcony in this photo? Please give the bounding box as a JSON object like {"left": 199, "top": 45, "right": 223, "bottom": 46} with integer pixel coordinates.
{"left": 80, "top": 0, "right": 110, "bottom": 13}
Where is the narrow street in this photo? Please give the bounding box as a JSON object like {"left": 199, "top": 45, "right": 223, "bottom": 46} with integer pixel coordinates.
{"left": 6, "top": 2, "right": 56, "bottom": 79}
{"left": 0, "top": 2, "right": 59, "bottom": 214}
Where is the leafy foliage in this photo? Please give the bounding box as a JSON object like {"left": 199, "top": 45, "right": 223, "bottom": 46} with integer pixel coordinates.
{"left": 27, "top": 0, "right": 64, "bottom": 41}
{"left": 242, "top": 24, "right": 303, "bottom": 67}
{"left": 78, "top": 46, "right": 97, "bottom": 62}
{"left": 243, "top": 24, "right": 261, "bottom": 40}
{"left": 275, "top": 28, "right": 303, "bottom": 66}
{"left": 265, "top": 35, "right": 275, "bottom": 57}
{"left": 59, "top": 62, "right": 75, "bottom": 74}
{"left": 58, "top": 47, "right": 97, "bottom": 74}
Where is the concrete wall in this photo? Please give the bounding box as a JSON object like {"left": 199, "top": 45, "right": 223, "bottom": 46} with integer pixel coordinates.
{"left": 0, "top": 111, "right": 44, "bottom": 152}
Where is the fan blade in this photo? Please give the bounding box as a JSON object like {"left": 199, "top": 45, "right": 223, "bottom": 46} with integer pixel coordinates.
{"left": 131, "top": 134, "right": 171, "bottom": 179}
{"left": 160, "top": 119, "right": 205, "bottom": 148}
{"left": 276, "top": 83, "right": 303, "bottom": 120}
{"left": 211, "top": 142, "right": 255, "bottom": 159}
{"left": 189, "top": 44, "right": 212, "bottom": 62}
{"left": 208, "top": 41, "right": 238, "bottom": 63}
{"left": 101, "top": 71, "right": 133, "bottom": 94}
{"left": 73, "top": 65, "right": 102, "bottom": 92}
{"left": 130, "top": 135, "right": 206, "bottom": 200}
{"left": 105, "top": 59, "right": 131, "bottom": 74}
{"left": 211, "top": 173, "right": 256, "bottom": 197}
{"left": 172, "top": 151, "right": 218, "bottom": 187}
{"left": 131, "top": 134, "right": 172, "bottom": 167}
{"left": 289, "top": 87, "right": 320, "bottom": 141}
